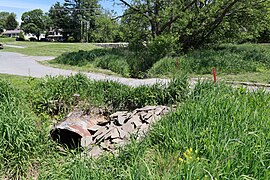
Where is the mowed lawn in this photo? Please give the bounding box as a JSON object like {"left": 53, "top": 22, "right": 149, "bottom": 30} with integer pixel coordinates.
{"left": 0, "top": 38, "right": 97, "bottom": 56}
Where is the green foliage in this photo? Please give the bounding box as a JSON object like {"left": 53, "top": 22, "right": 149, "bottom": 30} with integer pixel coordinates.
{"left": 2, "top": 72, "right": 270, "bottom": 179}
{"left": 149, "top": 44, "right": 270, "bottom": 77}
{"left": 148, "top": 34, "right": 179, "bottom": 58}
{"left": 0, "top": 12, "right": 9, "bottom": 33}
{"left": 94, "top": 55, "right": 130, "bottom": 77}
{"left": 4, "top": 14, "right": 18, "bottom": 30}
{"left": 36, "top": 82, "right": 270, "bottom": 179}
{"left": 18, "top": 31, "right": 25, "bottom": 41}
{"left": 53, "top": 48, "right": 133, "bottom": 77}
{"left": 119, "top": 0, "right": 269, "bottom": 50}
{"left": 67, "top": 36, "right": 75, "bottom": 42}
{"left": 53, "top": 46, "right": 171, "bottom": 78}
{"left": 28, "top": 74, "right": 188, "bottom": 117}
{"left": 21, "top": 9, "right": 50, "bottom": 40}
{"left": 0, "top": 80, "right": 49, "bottom": 177}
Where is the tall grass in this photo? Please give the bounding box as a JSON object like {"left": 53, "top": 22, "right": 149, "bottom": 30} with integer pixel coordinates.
{"left": 0, "top": 80, "right": 51, "bottom": 178}
{"left": 52, "top": 48, "right": 158, "bottom": 78}
{"left": 2, "top": 74, "right": 270, "bottom": 179}
{"left": 28, "top": 73, "right": 189, "bottom": 118}
{"left": 149, "top": 44, "right": 270, "bottom": 77}
{"left": 36, "top": 82, "right": 270, "bottom": 179}
{"left": 52, "top": 44, "right": 270, "bottom": 78}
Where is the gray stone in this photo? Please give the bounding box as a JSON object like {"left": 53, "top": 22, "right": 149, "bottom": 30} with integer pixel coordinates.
{"left": 100, "top": 140, "right": 114, "bottom": 150}
{"left": 110, "top": 111, "right": 128, "bottom": 118}
{"left": 130, "top": 117, "right": 143, "bottom": 128}
{"left": 137, "top": 106, "right": 156, "bottom": 112}
{"left": 144, "top": 113, "right": 153, "bottom": 122}
{"left": 148, "top": 114, "right": 160, "bottom": 124}
{"left": 112, "top": 138, "right": 125, "bottom": 145}
{"left": 116, "top": 115, "right": 127, "bottom": 125}
{"left": 139, "top": 123, "right": 149, "bottom": 133}
{"left": 93, "top": 126, "right": 107, "bottom": 137}
{"left": 89, "top": 146, "right": 103, "bottom": 157}
{"left": 154, "top": 106, "right": 164, "bottom": 115}
{"left": 88, "top": 125, "right": 102, "bottom": 132}
{"left": 138, "top": 112, "right": 147, "bottom": 120}
{"left": 95, "top": 129, "right": 111, "bottom": 142}
{"left": 162, "top": 108, "right": 170, "bottom": 115}
{"left": 117, "top": 127, "right": 128, "bottom": 139}
{"left": 81, "top": 136, "right": 93, "bottom": 147}
{"left": 129, "top": 115, "right": 141, "bottom": 123}
{"left": 121, "top": 121, "right": 134, "bottom": 133}
{"left": 110, "top": 128, "right": 120, "bottom": 139}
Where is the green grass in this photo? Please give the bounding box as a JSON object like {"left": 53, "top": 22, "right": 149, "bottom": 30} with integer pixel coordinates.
{"left": 40, "top": 60, "right": 121, "bottom": 76}
{"left": 0, "top": 37, "right": 16, "bottom": 43}
{"left": 0, "top": 79, "right": 52, "bottom": 178}
{"left": 149, "top": 43, "right": 270, "bottom": 83}
{"left": 0, "top": 74, "right": 34, "bottom": 90}
{"left": 190, "top": 71, "right": 270, "bottom": 84}
{"left": 1, "top": 74, "right": 270, "bottom": 179}
{"left": 51, "top": 48, "right": 153, "bottom": 78}
{"left": 0, "top": 38, "right": 97, "bottom": 56}
{"left": 46, "top": 43, "right": 270, "bottom": 82}
{"left": 28, "top": 74, "right": 188, "bottom": 117}
{"left": 40, "top": 82, "right": 270, "bottom": 179}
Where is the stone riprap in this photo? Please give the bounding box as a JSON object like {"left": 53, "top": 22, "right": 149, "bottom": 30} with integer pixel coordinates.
{"left": 51, "top": 106, "right": 171, "bottom": 157}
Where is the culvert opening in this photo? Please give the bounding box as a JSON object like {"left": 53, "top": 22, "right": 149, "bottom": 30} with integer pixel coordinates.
{"left": 51, "top": 129, "right": 82, "bottom": 148}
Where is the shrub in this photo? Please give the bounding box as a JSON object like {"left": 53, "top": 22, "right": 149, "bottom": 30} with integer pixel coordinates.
{"left": 148, "top": 34, "right": 179, "bottom": 59}
{"left": 94, "top": 55, "right": 130, "bottom": 77}
{"left": 67, "top": 36, "right": 75, "bottom": 42}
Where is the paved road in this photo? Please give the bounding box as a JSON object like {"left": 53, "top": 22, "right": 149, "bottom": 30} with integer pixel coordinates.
{"left": 4, "top": 44, "right": 25, "bottom": 49}
{"left": 1, "top": 51, "right": 270, "bottom": 91}
{"left": 0, "top": 52, "right": 169, "bottom": 87}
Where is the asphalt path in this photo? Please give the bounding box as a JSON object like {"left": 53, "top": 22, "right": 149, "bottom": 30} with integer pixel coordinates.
{"left": 1, "top": 51, "right": 270, "bottom": 92}
{"left": 0, "top": 52, "right": 169, "bottom": 87}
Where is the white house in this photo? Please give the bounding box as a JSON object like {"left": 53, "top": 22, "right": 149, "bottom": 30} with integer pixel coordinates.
{"left": 47, "top": 28, "right": 63, "bottom": 41}
{"left": 1, "top": 29, "right": 21, "bottom": 37}
{"left": 1, "top": 29, "right": 45, "bottom": 40}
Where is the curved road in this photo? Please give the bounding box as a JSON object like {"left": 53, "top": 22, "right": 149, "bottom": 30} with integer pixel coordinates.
{"left": 0, "top": 52, "right": 169, "bottom": 87}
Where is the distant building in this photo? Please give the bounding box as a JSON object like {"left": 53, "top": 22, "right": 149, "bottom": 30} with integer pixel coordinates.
{"left": 47, "top": 28, "right": 63, "bottom": 42}
{"left": 1, "top": 29, "right": 45, "bottom": 40}
{"left": 2, "top": 29, "right": 21, "bottom": 37}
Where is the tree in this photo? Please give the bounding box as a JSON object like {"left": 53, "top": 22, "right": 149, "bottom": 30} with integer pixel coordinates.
{"left": 91, "top": 9, "right": 122, "bottom": 42}
{"left": 49, "top": 0, "right": 100, "bottom": 42}
{"left": 117, "top": 0, "right": 269, "bottom": 50}
{"left": 5, "top": 14, "right": 18, "bottom": 30}
{"left": 49, "top": 2, "right": 71, "bottom": 40}
{"left": 21, "top": 9, "right": 51, "bottom": 40}
{"left": 0, "top": 12, "right": 17, "bottom": 32}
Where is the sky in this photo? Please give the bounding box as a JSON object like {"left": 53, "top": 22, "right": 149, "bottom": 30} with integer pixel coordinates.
{"left": 0, "top": 0, "right": 124, "bottom": 23}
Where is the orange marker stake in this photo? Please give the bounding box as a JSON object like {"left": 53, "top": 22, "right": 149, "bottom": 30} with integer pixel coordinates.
{"left": 212, "top": 67, "right": 217, "bottom": 83}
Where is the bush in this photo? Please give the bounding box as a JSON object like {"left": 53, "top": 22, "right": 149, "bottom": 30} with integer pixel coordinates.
{"left": 94, "top": 55, "right": 130, "bottom": 77}
{"left": 148, "top": 34, "right": 179, "bottom": 58}
{"left": 67, "top": 36, "right": 75, "bottom": 42}
{"left": 148, "top": 57, "right": 184, "bottom": 77}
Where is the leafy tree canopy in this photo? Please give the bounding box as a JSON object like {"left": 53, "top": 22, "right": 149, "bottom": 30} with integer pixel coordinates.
{"left": 21, "top": 9, "right": 51, "bottom": 40}
{"left": 117, "top": 0, "right": 270, "bottom": 50}
{"left": 0, "top": 12, "right": 18, "bottom": 32}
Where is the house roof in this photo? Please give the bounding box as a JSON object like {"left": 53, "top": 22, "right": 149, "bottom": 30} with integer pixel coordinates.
{"left": 2, "top": 30, "right": 22, "bottom": 34}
